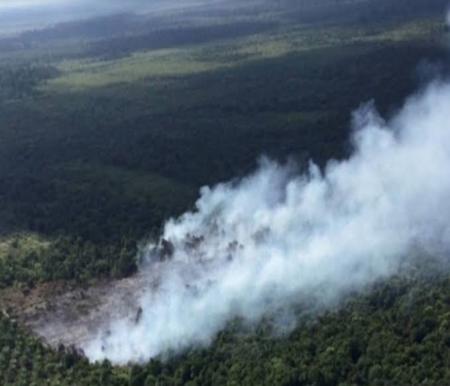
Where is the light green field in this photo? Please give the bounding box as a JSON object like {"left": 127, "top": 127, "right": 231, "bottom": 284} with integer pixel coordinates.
{"left": 45, "top": 18, "right": 443, "bottom": 91}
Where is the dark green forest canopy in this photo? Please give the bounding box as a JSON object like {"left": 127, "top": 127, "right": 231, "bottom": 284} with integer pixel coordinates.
{"left": 0, "top": 0, "right": 450, "bottom": 384}
{"left": 0, "top": 16, "right": 447, "bottom": 284}
{"left": 2, "top": 270, "right": 450, "bottom": 385}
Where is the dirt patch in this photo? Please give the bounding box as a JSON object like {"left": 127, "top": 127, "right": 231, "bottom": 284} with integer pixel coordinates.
{"left": 0, "top": 263, "right": 162, "bottom": 352}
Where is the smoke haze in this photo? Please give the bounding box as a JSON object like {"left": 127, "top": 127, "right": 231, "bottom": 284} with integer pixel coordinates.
{"left": 0, "top": 0, "right": 236, "bottom": 36}
{"left": 83, "top": 80, "right": 450, "bottom": 364}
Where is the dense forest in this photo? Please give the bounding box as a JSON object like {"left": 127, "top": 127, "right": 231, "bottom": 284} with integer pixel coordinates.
{"left": 1, "top": 0, "right": 450, "bottom": 384}
{"left": 3, "top": 270, "right": 450, "bottom": 385}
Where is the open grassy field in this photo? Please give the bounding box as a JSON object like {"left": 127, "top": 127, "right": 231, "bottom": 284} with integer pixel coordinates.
{"left": 45, "top": 17, "right": 444, "bottom": 90}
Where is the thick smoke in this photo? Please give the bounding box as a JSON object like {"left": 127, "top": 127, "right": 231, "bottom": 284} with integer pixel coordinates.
{"left": 85, "top": 80, "right": 450, "bottom": 364}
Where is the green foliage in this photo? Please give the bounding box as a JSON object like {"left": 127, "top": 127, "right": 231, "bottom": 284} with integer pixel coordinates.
{"left": 2, "top": 273, "right": 450, "bottom": 385}
{"left": 0, "top": 18, "right": 445, "bottom": 286}
{"left": 0, "top": 233, "right": 138, "bottom": 287}
{"left": 0, "top": 314, "right": 128, "bottom": 386}
{"left": 0, "top": 64, "right": 58, "bottom": 102}
{"left": 0, "top": 3, "right": 449, "bottom": 385}
{"left": 130, "top": 274, "right": 450, "bottom": 386}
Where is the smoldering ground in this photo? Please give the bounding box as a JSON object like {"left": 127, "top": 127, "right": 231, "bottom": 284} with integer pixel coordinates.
{"left": 53, "top": 78, "right": 450, "bottom": 364}
{"left": 7, "top": 1, "right": 449, "bottom": 365}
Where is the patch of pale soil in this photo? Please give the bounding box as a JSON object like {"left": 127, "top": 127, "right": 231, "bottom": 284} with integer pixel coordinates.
{"left": 0, "top": 264, "right": 163, "bottom": 352}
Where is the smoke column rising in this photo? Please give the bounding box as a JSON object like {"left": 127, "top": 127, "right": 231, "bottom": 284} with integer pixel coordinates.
{"left": 85, "top": 80, "right": 450, "bottom": 364}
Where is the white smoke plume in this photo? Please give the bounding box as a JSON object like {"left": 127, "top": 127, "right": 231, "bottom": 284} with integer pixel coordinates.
{"left": 85, "top": 80, "right": 450, "bottom": 364}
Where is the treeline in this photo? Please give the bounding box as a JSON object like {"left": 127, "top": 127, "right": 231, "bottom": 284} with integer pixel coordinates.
{"left": 86, "top": 21, "right": 277, "bottom": 60}
{"left": 282, "top": 0, "right": 449, "bottom": 23}
{"left": 0, "top": 64, "right": 58, "bottom": 102}
{"left": 0, "top": 235, "right": 137, "bottom": 290}
{"left": 284, "top": 0, "right": 448, "bottom": 11}
{"left": 1, "top": 0, "right": 446, "bottom": 63}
